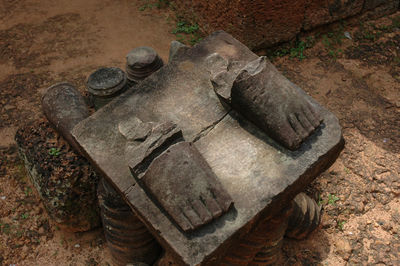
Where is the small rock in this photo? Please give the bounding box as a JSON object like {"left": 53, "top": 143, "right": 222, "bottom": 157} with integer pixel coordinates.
{"left": 344, "top": 32, "right": 352, "bottom": 40}
{"left": 74, "top": 244, "right": 80, "bottom": 248}
{"left": 38, "top": 227, "right": 45, "bottom": 235}
{"left": 0, "top": 196, "right": 5, "bottom": 200}
{"left": 390, "top": 227, "right": 398, "bottom": 234}
{"left": 356, "top": 202, "right": 364, "bottom": 213}
{"left": 21, "top": 245, "right": 29, "bottom": 259}
{"left": 33, "top": 206, "right": 42, "bottom": 215}
{"left": 4, "top": 104, "right": 15, "bottom": 111}
{"left": 335, "top": 238, "right": 352, "bottom": 261}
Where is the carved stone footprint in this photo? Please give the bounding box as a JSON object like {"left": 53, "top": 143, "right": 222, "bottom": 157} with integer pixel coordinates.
{"left": 231, "top": 57, "right": 323, "bottom": 150}
{"left": 123, "top": 117, "right": 233, "bottom": 232}
{"left": 210, "top": 56, "right": 322, "bottom": 150}
{"left": 132, "top": 142, "right": 233, "bottom": 232}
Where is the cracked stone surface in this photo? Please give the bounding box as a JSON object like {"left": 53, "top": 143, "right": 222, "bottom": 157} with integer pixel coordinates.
{"left": 72, "top": 31, "right": 343, "bottom": 265}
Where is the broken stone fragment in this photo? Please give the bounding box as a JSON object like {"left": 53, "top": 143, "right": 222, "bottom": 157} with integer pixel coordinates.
{"left": 208, "top": 53, "right": 244, "bottom": 104}
{"left": 41, "top": 82, "right": 90, "bottom": 154}
{"left": 123, "top": 120, "right": 184, "bottom": 175}
{"left": 130, "top": 141, "right": 233, "bottom": 232}
{"left": 118, "top": 116, "right": 153, "bottom": 142}
{"left": 231, "top": 56, "right": 323, "bottom": 150}
{"left": 168, "top": 40, "right": 188, "bottom": 63}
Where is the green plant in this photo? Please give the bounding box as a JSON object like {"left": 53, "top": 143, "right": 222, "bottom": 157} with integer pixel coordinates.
{"left": 328, "top": 48, "right": 343, "bottom": 60}
{"left": 15, "top": 230, "right": 24, "bottom": 238}
{"left": 344, "top": 167, "right": 350, "bottom": 174}
{"left": 138, "top": 4, "right": 150, "bottom": 11}
{"left": 189, "top": 35, "right": 203, "bottom": 46}
{"left": 322, "top": 33, "right": 344, "bottom": 60}
{"left": 271, "top": 36, "right": 315, "bottom": 60}
{"left": 289, "top": 41, "right": 306, "bottom": 60}
{"left": 317, "top": 194, "right": 323, "bottom": 206}
{"left": 1, "top": 223, "right": 11, "bottom": 234}
{"left": 337, "top": 220, "right": 346, "bottom": 231}
{"left": 24, "top": 186, "right": 32, "bottom": 196}
{"left": 391, "top": 15, "right": 400, "bottom": 29}
{"left": 154, "top": 0, "right": 170, "bottom": 9}
{"left": 21, "top": 213, "right": 29, "bottom": 220}
{"left": 172, "top": 20, "right": 199, "bottom": 34}
{"left": 48, "top": 147, "right": 60, "bottom": 156}
{"left": 171, "top": 18, "right": 202, "bottom": 45}
{"left": 328, "top": 194, "right": 340, "bottom": 205}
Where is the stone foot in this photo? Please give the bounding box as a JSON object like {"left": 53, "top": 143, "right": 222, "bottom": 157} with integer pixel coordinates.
{"left": 129, "top": 138, "right": 233, "bottom": 232}
{"left": 231, "top": 57, "right": 323, "bottom": 150}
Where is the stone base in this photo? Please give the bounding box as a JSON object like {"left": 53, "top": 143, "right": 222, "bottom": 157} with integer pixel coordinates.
{"left": 98, "top": 178, "right": 161, "bottom": 266}
{"left": 72, "top": 31, "right": 344, "bottom": 264}
{"left": 155, "top": 192, "right": 321, "bottom": 265}
{"left": 15, "top": 120, "right": 100, "bottom": 232}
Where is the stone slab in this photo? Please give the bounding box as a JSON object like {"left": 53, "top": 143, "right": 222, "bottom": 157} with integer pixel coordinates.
{"left": 72, "top": 31, "right": 343, "bottom": 265}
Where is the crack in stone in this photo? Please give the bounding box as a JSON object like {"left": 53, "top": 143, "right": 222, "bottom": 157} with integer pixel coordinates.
{"left": 192, "top": 110, "right": 231, "bottom": 143}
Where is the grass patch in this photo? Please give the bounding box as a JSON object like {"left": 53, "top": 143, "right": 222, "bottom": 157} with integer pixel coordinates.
{"left": 337, "top": 220, "right": 346, "bottom": 231}
{"left": 20, "top": 213, "right": 29, "bottom": 220}
{"left": 172, "top": 18, "right": 202, "bottom": 45}
{"left": 48, "top": 147, "right": 60, "bottom": 156}
{"left": 320, "top": 25, "right": 346, "bottom": 60}
{"left": 268, "top": 36, "right": 315, "bottom": 60}
{"left": 328, "top": 193, "right": 340, "bottom": 205}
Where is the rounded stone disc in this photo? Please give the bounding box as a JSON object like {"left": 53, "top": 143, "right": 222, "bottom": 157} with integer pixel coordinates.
{"left": 87, "top": 67, "right": 126, "bottom": 96}
{"left": 126, "top": 47, "right": 159, "bottom": 68}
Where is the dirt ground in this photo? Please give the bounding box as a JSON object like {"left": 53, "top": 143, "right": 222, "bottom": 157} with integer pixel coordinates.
{"left": 0, "top": 0, "right": 399, "bottom": 265}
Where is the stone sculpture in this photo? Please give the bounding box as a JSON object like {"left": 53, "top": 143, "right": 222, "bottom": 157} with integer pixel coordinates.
{"left": 70, "top": 31, "right": 343, "bottom": 265}
{"left": 118, "top": 115, "right": 233, "bottom": 232}
{"left": 212, "top": 56, "right": 322, "bottom": 150}
{"left": 131, "top": 140, "right": 233, "bottom": 232}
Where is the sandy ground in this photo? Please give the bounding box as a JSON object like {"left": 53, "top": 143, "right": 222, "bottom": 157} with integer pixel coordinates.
{"left": 0, "top": 0, "right": 399, "bottom": 265}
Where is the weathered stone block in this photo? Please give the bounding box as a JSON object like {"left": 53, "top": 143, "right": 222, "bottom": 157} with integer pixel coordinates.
{"left": 72, "top": 31, "right": 343, "bottom": 264}
{"left": 15, "top": 120, "right": 100, "bottom": 232}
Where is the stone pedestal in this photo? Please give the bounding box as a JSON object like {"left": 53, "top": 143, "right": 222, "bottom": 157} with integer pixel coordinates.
{"left": 72, "top": 31, "right": 343, "bottom": 265}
